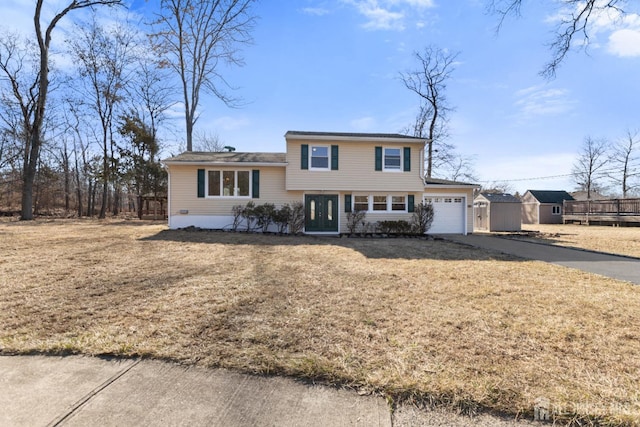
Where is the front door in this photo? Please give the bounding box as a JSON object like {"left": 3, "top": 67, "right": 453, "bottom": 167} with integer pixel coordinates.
{"left": 305, "top": 194, "right": 338, "bottom": 232}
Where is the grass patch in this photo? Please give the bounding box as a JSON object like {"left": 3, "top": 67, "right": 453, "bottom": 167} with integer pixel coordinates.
{"left": 1, "top": 219, "right": 640, "bottom": 425}
{"left": 520, "top": 223, "right": 640, "bottom": 259}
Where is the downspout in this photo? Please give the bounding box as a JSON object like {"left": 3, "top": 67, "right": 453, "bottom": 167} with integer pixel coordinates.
{"left": 166, "top": 165, "right": 172, "bottom": 229}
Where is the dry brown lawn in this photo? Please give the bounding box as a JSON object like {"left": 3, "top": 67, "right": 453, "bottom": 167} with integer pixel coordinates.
{"left": 519, "top": 223, "right": 640, "bottom": 258}
{"left": 2, "top": 219, "right": 640, "bottom": 426}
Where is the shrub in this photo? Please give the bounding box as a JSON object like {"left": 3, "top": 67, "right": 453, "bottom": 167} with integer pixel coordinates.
{"left": 241, "top": 201, "right": 258, "bottom": 231}
{"left": 378, "top": 220, "right": 413, "bottom": 234}
{"left": 254, "top": 203, "right": 276, "bottom": 233}
{"left": 231, "top": 204, "right": 244, "bottom": 231}
{"left": 411, "top": 201, "right": 435, "bottom": 234}
{"left": 273, "top": 204, "right": 292, "bottom": 234}
{"left": 288, "top": 201, "right": 305, "bottom": 234}
{"left": 346, "top": 210, "right": 366, "bottom": 234}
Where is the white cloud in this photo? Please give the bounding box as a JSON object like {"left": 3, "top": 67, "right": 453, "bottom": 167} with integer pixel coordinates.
{"left": 608, "top": 29, "right": 640, "bottom": 57}
{"left": 546, "top": 2, "right": 640, "bottom": 58}
{"left": 514, "top": 85, "right": 575, "bottom": 118}
{"left": 342, "top": 0, "right": 435, "bottom": 31}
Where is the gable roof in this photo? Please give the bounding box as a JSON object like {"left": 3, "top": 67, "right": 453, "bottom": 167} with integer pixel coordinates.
{"left": 425, "top": 177, "right": 478, "bottom": 187}
{"left": 477, "top": 192, "right": 521, "bottom": 203}
{"left": 285, "top": 130, "right": 427, "bottom": 144}
{"left": 163, "top": 151, "right": 287, "bottom": 165}
{"left": 526, "top": 190, "right": 574, "bottom": 204}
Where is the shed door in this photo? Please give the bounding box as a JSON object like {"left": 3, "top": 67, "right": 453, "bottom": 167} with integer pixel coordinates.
{"left": 474, "top": 201, "right": 488, "bottom": 230}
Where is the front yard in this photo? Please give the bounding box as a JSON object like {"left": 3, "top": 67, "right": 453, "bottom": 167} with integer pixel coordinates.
{"left": 1, "top": 220, "right": 639, "bottom": 425}
{"left": 520, "top": 223, "right": 640, "bottom": 258}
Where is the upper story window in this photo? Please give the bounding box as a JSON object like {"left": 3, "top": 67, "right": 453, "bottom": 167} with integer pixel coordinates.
{"left": 208, "top": 170, "right": 250, "bottom": 197}
{"left": 384, "top": 148, "right": 401, "bottom": 171}
{"left": 310, "top": 146, "right": 329, "bottom": 169}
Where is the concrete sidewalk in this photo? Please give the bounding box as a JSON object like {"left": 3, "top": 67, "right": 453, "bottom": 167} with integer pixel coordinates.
{"left": 0, "top": 355, "right": 388, "bottom": 426}
{"left": 444, "top": 234, "right": 640, "bottom": 285}
{"left": 0, "top": 355, "right": 538, "bottom": 427}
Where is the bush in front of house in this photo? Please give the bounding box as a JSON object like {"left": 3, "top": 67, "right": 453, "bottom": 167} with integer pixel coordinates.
{"left": 287, "top": 201, "right": 305, "bottom": 234}
{"left": 254, "top": 203, "right": 276, "bottom": 232}
{"left": 346, "top": 210, "right": 367, "bottom": 234}
{"left": 377, "top": 220, "right": 413, "bottom": 234}
{"left": 231, "top": 201, "right": 304, "bottom": 234}
{"left": 411, "top": 201, "right": 435, "bottom": 234}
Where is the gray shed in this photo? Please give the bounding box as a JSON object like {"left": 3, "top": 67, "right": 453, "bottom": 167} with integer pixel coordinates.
{"left": 474, "top": 193, "right": 522, "bottom": 232}
{"left": 521, "top": 190, "right": 574, "bottom": 224}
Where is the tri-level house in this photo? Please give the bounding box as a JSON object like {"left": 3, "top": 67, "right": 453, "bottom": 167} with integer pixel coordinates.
{"left": 163, "top": 131, "right": 477, "bottom": 234}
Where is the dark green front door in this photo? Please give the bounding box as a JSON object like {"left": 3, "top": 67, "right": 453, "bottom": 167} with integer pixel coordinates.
{"left": 305, "top": 194, "right": 338, "bottom": 232}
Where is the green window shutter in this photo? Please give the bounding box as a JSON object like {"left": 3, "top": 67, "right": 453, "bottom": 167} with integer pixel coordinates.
{"left": 345, "top": 194, "right": 352, "bottom": 213}
{"left": 301, "top": 144, "right": 309, "bottom": 170}
{"left": 408, "top": 195, "right": 415, "bottom": 213}
{"left": 252, "top": 170, "right": 260, "bottom": 199}
{"left": 197, "top": 169, "right": 205, "bottom": 198}
{"left": 331, "top": 145, "right": 339, "bottom": 170}
{"left": 403, "top": 147, "right": 411, "bottom": 172}
{"left": 374, "top": 146, "right": 382, "bottom": 171}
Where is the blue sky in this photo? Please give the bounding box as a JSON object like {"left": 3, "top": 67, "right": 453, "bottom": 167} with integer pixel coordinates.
{"left": 6, "top": 0, "right": 640, "bottom": 193}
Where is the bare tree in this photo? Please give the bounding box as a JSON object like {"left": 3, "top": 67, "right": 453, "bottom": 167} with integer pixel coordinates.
{"left": 608, "top": 129, "right": 640, "bottom": 198}
{"left": 490, "top": 0, "right": 627, "bottom": 78}
{"left": 400, "top": 46, "right": 459, "bottom": 178}
{"left": 0, "top": 0, "right": 125, "bottom": 220}
{"left": 193, "top": 130, "right": 225, "bottom": 152}
{"left": 129, "top": 54, "right": 175, "bottom": 149}
{"left": 441, "top": 153, "right": 479, "bottom": 183}
{"left": 152, "top": 0, "right": 256, "bottom": 152}
{"left": 481, "top": 181, "right": 515, "bottom": 195}
{"left": 572, "top": 136, "right": 610, "bottom": 199}
{"left": 68, "top": 15, "right": 136, "bottom": 218}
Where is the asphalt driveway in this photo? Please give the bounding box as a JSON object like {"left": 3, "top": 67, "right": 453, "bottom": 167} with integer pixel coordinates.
{"left": 444, "top": 234, "right": 640, "bottom": 285}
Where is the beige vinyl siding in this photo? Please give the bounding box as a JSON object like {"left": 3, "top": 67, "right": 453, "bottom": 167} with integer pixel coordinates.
{"left": 423, "top": 187, "right": 475, "bottom": 234}
{"left": 168, "top": 164, "right": 298, "bottom": 217}
{"left": 286, "top": 139, "right": 425, "bottom": 192}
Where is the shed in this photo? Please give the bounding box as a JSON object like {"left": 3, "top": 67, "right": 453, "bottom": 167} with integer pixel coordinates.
{"left": 521, "top": 190, "right": 574, "bottom": 224}
{"left": 474, "top": 193, "right": 522, "bottom": 232}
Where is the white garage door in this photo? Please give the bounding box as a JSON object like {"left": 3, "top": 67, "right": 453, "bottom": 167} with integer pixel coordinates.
{"left": 423, "top": 195, "right": 465, "bottom": 234}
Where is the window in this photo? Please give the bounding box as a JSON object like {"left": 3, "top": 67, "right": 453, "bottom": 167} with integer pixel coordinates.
{"left": 354, "top": 195, "right": 369, "bottom": 211}
{"left": 373, "top": 196, "right": 387, "bottom": 211}
{"left": 208, "top": 171, "right": 221, "bottom": 196}
{"left": 552, "top": 205, "right": 561, "bottom": 215}
{"left": 310, "top": 146, "right": 329, "bottom": 169}
{"left": 391, "top": 196, "right": 406, "bottom": 211}
{"left": 383, "top": 148, "right": 401, "bottom": 171}
{"left": 207, "top": 170, "right": 250, "bottom": 197}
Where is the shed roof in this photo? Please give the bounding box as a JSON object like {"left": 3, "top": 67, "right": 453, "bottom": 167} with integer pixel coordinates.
{"left": 526, "top": 190, "right": 574, "bottom": 204}
{"left": 163, "top": 151, "right": 287, "bottom": 165}
{"left": 477, "top": 193, "right": 521, "bottom": 203}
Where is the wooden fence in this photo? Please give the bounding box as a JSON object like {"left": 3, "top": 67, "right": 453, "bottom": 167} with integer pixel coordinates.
{"left": 563, "top": 198, "right": 640, "bottom": 225}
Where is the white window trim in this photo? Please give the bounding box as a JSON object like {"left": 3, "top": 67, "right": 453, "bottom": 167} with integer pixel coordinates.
{"left": 309, "top": 145, "right": 330, "bottom": 171}
{"left": 383, "top": 147, "right": 403, "bottom": 172}
{"left": 206, "top": 169, "right": 252, "bottom": 199}
{"left": 352, "top": 193, "right": 408, "bottom": 213}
